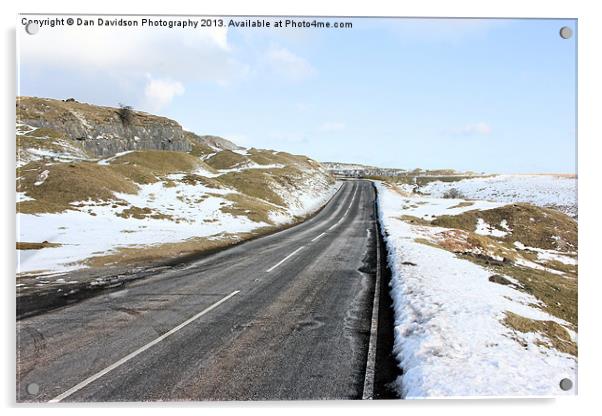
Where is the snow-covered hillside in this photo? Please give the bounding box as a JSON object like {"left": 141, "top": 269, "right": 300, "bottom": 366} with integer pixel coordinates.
{"left": 375, "top": 181, "right": 577, "bottom": 397}
{"left": 16, "top": 117, "right": 338, "bottom": 279}
{"left": 420, "top": 174, "right": 577, "bottom": 217}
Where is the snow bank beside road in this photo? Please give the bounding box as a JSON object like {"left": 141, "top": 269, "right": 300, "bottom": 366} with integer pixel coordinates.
{"left": 374, "top": 182, "right": 577, "bottom": 397}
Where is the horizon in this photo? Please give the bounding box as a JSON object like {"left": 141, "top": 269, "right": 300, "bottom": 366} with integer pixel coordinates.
{"left": 18, "top": 16, "right": 577, "bottom": 174}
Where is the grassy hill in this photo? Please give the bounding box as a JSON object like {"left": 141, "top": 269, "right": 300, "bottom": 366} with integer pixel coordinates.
{"left": 16, "top": 97, "right": 337, "bottom": 279}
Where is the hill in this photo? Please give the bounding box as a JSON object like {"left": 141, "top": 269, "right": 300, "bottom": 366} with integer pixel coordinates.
{"left": 16, "top": 97, "right": 338, "bottom": 286}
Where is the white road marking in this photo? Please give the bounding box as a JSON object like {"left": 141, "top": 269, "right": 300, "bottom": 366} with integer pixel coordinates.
{"left": 327, "top": 185, "right": 359, "bottom": 231}
{"left": 48, "top": 290, "right": 240, "bottom": 403}
{"left": 311, "top": 232, "right": 326, "bottom": 242}
{"left": 266, "top": 246, "right": 305, "bottom": 272}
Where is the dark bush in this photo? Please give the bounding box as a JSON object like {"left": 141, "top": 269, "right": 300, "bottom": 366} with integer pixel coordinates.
{"left": 442, "top": 188, "right": 465, "bottom": 199}
{"left": 117, "top": 103, "right": 134, "bottom": 127}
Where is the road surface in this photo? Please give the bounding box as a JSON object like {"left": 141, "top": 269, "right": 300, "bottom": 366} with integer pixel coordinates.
{"left": 17, "top": 180, "right": 383, "bottom": 402}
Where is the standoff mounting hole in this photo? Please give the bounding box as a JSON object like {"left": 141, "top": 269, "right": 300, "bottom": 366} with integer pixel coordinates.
{"left": 26, "top": 383, "right": 40, "bottom": 395}
{"left": 559, "top": 378, "right": 573, "bottom": 391}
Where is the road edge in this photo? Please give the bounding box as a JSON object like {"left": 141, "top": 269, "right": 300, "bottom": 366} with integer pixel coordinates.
{"left": 362, "top": 184, "right": 382, "bottom": 400}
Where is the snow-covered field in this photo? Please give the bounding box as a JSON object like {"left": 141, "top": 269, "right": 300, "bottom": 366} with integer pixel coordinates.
{"left": 420, "top": 174, "right": 577, "bottom": 217}
{"left": 375, "top": 182, "right": 577, "bottom": 397}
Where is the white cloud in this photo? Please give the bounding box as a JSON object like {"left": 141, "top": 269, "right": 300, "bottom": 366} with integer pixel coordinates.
{"left": 20, "top": 22, "right": 238, "bottom": 79}
{"left": 448, "top": 122, "right": 493, "bottom": 136}
{"left": 18, "top": 16, "right": 249, "bottom": 109}
{"left": 319, "top": 121, "right": 346, "bottom": 132}
{"left": 143, "top": 76, "right": 184, "bottom": 112}
{"left": 265, "top": 46, "right": 316, "bottom": 81}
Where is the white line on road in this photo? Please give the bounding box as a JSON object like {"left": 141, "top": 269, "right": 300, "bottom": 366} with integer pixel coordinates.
{"left": 266, "top": 246, "right": 305, "bottom": 272}
{"left": 311, "top": 232, "right": 326, "bottom": 242}
{"left": 48, "top": 290, "right": 240, "bottom": 403}
{"left": 327, "top": 186, "right": 359, "bottom": 231}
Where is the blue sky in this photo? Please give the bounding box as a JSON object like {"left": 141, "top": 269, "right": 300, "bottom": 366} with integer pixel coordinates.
{"left": 18, "top": 17, "right": 576, "bottom": 173}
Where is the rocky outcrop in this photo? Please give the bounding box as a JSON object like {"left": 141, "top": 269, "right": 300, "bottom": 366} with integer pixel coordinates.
{"left": 17, "top": 97, "right": 191, "bottom": 157}
{"left": 184, "top": 131, "right": 241, "bottom": 152}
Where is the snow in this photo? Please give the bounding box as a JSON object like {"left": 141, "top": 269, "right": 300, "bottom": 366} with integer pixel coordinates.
{"left": 389, "top": 193, "right": 503, "bottom": 220}
{"left": 374, "top": 181, "right": 577, "bottom": 398}
{"left": 536, "top": 250, "right": 577, "bottom": 266}
{"left": 193, "top": 166, "right": 220, "bottom": 178}
{"left": 231, "top": 148, "right": 250, "bottom": 156}
{"left": 34, "top": 170, "right": 49, "bottom": 186}
{"left": 269, "top": 176, "right": 341, "bottom": 224}
{"left": 216, "top": 162, "right": 285, "bottom": 174}
{"left": 97, "top": 150, "right": 135, "bottom": 165}
{"left": 18, "top": 143, "right": 90, "bottom": 166}
{"left": 16, "top": 123, "right": 37, "bottom": 135}
{"left": 475, "top": 218, "right": 508, "bottom": 237}
{"left": 421, "top": 174, "right": 577, "bottom": 217}
{"left": 17, "top": 181, "right": 263, "bottom": 274}
{"left": 16, "top": 192, "right": 33, "bottom": 203}
{"left": 69, "top": 110, "right": 92, "bottom": 129}
{"left": 17, "top": 173, "right": 339, "bottom": 275}
{"left": 512, "top": 242, "right": 577, "bottom": 267}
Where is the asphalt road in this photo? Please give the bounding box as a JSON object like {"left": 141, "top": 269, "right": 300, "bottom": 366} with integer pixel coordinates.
{"left": 16, "top": 180, "right": 381, "bottom": 402}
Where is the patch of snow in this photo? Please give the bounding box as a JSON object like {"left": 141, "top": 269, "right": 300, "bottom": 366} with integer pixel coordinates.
{"left": 231, "top": 148, "right": 250, "bottom": 156}
{"left": 34, "top": 170, "right": 49, "bottom": 186}
{"left": 70, "top": 110, "right": 92, "bottom": 129}
{"left": 200, "top": 152, "right": 216, "bottom": 161}
{"left": 500, "top": 219, "right": 512, "bottom": 231}
{"left": 512, "top": 241, "right": 577, "bottom": 267}
{"left": 536, "top": 251, "right": 577, "bottom": 266}
{"left": 514, "top": 241, "right": 527, "bottom": 250}
{"left": 97, "top": 150, "right": 135, "bottom": 165}
{"left": 374, "top": 181, "right": 576, "bottom": 398}
{"left": 372, "top": 183, "right": 504, "bottom": 220}
{"left": 192, "top": 166, "right": 220, "bottom": 178}
{"left": 17, "top": 192, "right": 34, "bottom": 203}
{"left": 475, "top": 218, "right": 508, "bottom": 237}
{"left": 216, "top": 162, "right": 285, "bottom": 175}
{"left": 16, "top": 123, "right": 38, "bottom": 136}
{"left": 270, "top": 175, "right": 342, "bottom": 224}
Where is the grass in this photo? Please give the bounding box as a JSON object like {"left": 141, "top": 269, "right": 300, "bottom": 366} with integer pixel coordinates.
{"left": 432, "top": 203, "right": 577, "bottom": 252}
{"left": 399, "top": 215, "right": 432, "bottom": 226}
{"left": 448, "top": 201, "right": 474, "bottom": 209}
{"left": 468, "top": 254, "right": 577, "bottom": 328}
{"left": 17, "top": 241, "right": 62, "bottom": 250}
{"left": 218, "top": 170, "right": 287, "bottom": 207}
{"left": 84, "top": 230, "right": 272, "bottom": 268}
{"left": 504, "top": 311, "right": 576, "bottom": 356}
{"left": 184, "top": 131, "right": 218, "bottom": 157}
{"left": 204, "top": 150, "right": 248, "bottom": 170}
{"left": 116, "top": 206, "right": 174, "bottom": 221}
{"left": 414, "top": 175, "right": 484, "bottom": 186}
{"left": 17, "top": 96, "right": 180, "bottom": 129}
{"left": 248, "top": 148, "right": 316, "bottom": 167}
{"left": 16, "top": 108, "right": 337, "bottom": 274}
{"left": 180, "top": 174, "right": 222, "bottom": 188}
{"left": 16, "top": 127, "right": 89, "bottom": 164}
{"left": 109, "top": 150, "right": 201, "bottom": 183}
{"left": 412, "top": 208, "right": 578, "bottom": 331}
{"left": 17, "top": 161, "right": 138, "bottom": 214}
{"left": 219, "top": 193, "right": 285, "bottom": 224}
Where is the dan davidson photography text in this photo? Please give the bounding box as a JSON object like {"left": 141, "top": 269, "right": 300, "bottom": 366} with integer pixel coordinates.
{"left": 20, "top": 16, "right": 354, "bottom": 30}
